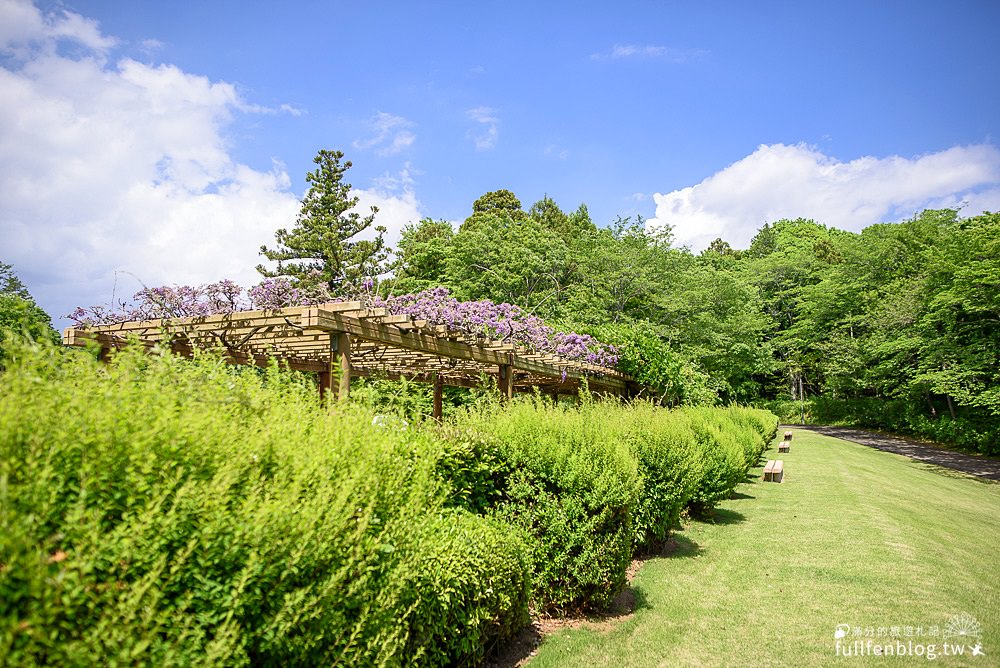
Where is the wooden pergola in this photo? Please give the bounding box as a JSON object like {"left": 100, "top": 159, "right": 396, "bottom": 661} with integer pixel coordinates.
{"left": 63, "top": 302, "right": 636, "bottom": 417}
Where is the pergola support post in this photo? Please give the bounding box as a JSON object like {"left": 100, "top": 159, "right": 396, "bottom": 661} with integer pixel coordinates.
{"left": 334, "top": 332, "right": 351, "bottom": 402}
{"left": 432, "top": 372, "right": 444, "bottom": 421}
{"left": 499, "top": 364, "right": 514, "bottom": 400}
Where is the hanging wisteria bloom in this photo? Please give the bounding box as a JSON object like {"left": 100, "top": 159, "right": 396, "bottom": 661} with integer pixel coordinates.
{"left": 69, "top": 281, "right": 618, "bottom": 368}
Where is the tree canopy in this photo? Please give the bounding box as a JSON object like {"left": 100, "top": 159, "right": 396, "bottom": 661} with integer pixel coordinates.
{"left": 387, "top": 183, "right": 999, "bottom": 449}
{"left": 258, "top": 149, "right": 388, "bottom": 293}
{"left": 0, "top": 261, "right": 60, "bottom": 366}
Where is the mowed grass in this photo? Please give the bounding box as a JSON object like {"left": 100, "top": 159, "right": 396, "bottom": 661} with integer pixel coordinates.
{"left": 528, "top": 429, "right": 1000, "bottom": 667}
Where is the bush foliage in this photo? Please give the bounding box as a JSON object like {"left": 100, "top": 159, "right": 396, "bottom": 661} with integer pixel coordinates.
{"left": 0, "top": 338, "right": 776, "bottom": 663}
{"left": 0, "top": 341, "right": 527, "bottom": 666}
{"left": 452, "top": 398, "right": 776, "bottom": 613}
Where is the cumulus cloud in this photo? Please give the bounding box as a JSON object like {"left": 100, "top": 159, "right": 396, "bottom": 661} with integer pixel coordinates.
{"left": 590, "top": 44, "right": 707, "bottom": 62}
{"left": 466, "top": 106, "right": 499, "bottom": 151}
{"left": 647, "top": 143, "right": 1000, "bottom": 251}
{"left": 0, "top": 0, "right": 304, "bottom": 324}
{"left": 353, "top": 164, "right": 423, "bottom": 251}
{"left": 0, "top": 0, "right": 117, "bottom": 56}
{"left": 353, "top": 111, "right": 415, "bottom": 156}
{"left": 543, "top": 143, "right": 569, "bottom": 160}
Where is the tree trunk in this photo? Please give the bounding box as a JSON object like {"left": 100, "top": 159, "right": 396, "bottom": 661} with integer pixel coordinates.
{"left": 945, "top": 394, "right": 957, "bottom": 420}
{"left": 925, "top": 390, "right": 938, "bottom": 419}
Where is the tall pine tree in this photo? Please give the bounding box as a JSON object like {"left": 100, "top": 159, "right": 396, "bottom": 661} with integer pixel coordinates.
{"left": 257, "top": 150, "right": 388, "bottom": 293}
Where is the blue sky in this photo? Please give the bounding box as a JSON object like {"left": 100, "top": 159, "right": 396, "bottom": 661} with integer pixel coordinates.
{"left": 3, "top": 0, "right": 1000, "bottom": 326}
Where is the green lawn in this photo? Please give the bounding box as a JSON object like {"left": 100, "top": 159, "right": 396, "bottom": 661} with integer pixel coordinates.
{"left": 528, "top": 429, "right": 1000, "bottom": 667}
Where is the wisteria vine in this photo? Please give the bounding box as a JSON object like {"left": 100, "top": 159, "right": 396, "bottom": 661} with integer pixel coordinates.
{"left": 69, "top": 279, "right": 619, "bottom": 368}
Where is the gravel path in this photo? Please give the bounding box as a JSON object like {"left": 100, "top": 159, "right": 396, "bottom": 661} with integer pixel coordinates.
{"left": 793, "top": 425, "right": 1000, "bottom": 482}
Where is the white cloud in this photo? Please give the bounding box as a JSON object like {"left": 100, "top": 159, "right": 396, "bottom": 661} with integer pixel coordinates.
{"left": 139, "top": 38, "right": 164, "bottom": 53}
{"left": 591, "top": 44, "right": 707, "bottom": 63}
{"left": 352, "top": 188, "right": 422, "bottom": 254}
{"left": 466, "top": 106, "right": 498, "bottom": 151}
{"left": 544, "top": 143, "right": 569, "bottom": 160}
{"left": 0, "top": 0, "right": 117, "bottom": 56}
{"left": 353, "top": 111, "right": 415, "bottom": 156}
{"left": 278, "top": 103, "right": 304, "bottom": 117}
{"left": 647, "top": 143, "right": 1000, "bottom": 251}
{"left": 354, "top": 163, "right": 423, "bottom": 252}
{"left": 0, "top": 0, "right": 303, "bottom": 324}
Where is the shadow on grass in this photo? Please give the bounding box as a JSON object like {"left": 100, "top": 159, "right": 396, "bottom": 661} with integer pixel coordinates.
{"left": 638, "top": 533, "right": 704, "bottom": 560}
{"left": 909, "top": 461, "right": 1000, "bottom": 485}
{"left": 663, "top": 533, "right": 703, "bottom": 558}
{"left": 589, "top": 582, "right": 651, "bottom": 622}
{"left": 690, "top": 506, "right": 746, "bottom": 526}
{"left": 484, "top": 578, "right": 653, "bottom": 667}
{"left": 729, "top": 491, "right": 756, "bottom": 500}
{"left": 484, "top": 622, "right": 542, "bottom": 668}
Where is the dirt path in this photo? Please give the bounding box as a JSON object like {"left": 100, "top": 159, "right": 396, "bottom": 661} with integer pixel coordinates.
{"left": 794, "top": 425, "right": 1000, "bottom": 482}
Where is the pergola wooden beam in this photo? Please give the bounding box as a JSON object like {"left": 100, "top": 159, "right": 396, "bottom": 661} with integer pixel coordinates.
{"left": 64, "top": 302, "right": 634, "bottom": 401}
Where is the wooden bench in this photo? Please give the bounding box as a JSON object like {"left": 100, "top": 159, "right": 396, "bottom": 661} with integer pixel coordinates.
{"left": 778, "top": 440, "right": 790, "bottom": 453}
{"left": 763, "top": 459, "right": 784, "bottom": 482}
{"left": 783, "top": 430, "right": 793, "bottom": 441}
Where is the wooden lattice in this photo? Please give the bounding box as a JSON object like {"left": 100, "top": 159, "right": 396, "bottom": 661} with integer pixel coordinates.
{"left": 63, "top": 302, "right": 636, "bottom": 410}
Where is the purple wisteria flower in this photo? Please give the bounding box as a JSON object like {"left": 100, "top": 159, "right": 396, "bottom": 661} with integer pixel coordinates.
{"left": 69, "top": 281, "right": 619, "bottom": 367}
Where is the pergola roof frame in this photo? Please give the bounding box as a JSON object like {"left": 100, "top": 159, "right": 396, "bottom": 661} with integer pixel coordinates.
{"left": 63, "top": 302, "right": 637, "bottom": 408}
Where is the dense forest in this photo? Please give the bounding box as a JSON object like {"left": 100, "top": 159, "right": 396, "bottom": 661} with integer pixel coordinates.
{"left": 2, "top": 151, "right": 997, "bottom": 452}
{"left": 385, "top": 190, "right": 999, "bottom": 453}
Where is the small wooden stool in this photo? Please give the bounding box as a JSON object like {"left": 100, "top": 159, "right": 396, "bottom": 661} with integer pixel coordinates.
{"left": 763, "top": 460, "right": 784, "bottom": 482}
{"left": 778, "top": 440, "right": 790, "bottom": 453}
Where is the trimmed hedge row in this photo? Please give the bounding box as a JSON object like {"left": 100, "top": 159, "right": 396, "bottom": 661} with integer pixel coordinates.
{"left": 0, "top": 343, "right": 527, "bottom": 666}
{"left": 451, "top": 399, "right": 777, "bottom": 614}
{"left": 0, "top": 340, "right": 776, "bottom": 663}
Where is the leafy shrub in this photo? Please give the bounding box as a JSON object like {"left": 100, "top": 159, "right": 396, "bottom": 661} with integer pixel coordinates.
{"left": 682, "top": 406, "right": 775, "bottom": 512}
{"left": 574, "top": 319, "right": 716, "bottom": 406}
{"left": 680, "top": 408, "right": 751, "bottom": 511}
{"left": 0, "top": 335, "right": 779, "bottom": 664}
{"left": 450, "top": 399, "right": 779, "bottom": 611}
{"left": 0, "top": 295, "right": 59, "bottom": 368}
{"left": 453, "top": 398, "right": 641, "bottom": 614}
{"left": 617, "top": 404, "right": 704, "bottom": 548}
{"left": 0, "top": 339, "right": 527, "bottom": 666}
{"left": 402, "top": 512, "right": 530, "bottom": 666}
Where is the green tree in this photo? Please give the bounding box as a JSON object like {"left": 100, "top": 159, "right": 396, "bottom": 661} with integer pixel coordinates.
{"left": 914, "top": 211, "right": 1000, "bottom": 416}
{"left": 389, "top": 218, "right": 456, "bottom": 295}
{"left": 258, "top": 150, "right": 388, "bottom": 293}
{"left": 447, "top": 190, "right": 568, "bottom": 313}
{"left": 529, "top": 196, "right": 596, "bottom": 244}
{"left": 739, "top": 218, "right": 850, "bottom": 398}
{"left": 658, "top": 259, "right": 775, "bottom": 402}
{"left": 563, "top": 216, "right": 679, "bottom": 324}
{"left": 470, "top": 189, "right": 525, "bottom": 218}
{"left": 0, "top": 262, "right": 60, "bottom": 366}
{"left": 0, "top": 262, "right": 31, "bottom": 300}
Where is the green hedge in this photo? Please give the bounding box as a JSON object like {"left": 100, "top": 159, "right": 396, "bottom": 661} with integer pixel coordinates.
{"left": 0, "top": 337, "right": 778, "bottom": 663}
{"left": 453, "top": 399, "right": 641, "bottom": 614}
{"left": 680, "top": 406, "right": 774, "bottom": 511}
{"left": 0, "top": 341, "right": 527, "bottom": 666}
{"left": 451, "top": 399, "right": 778, "bottom": 613}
